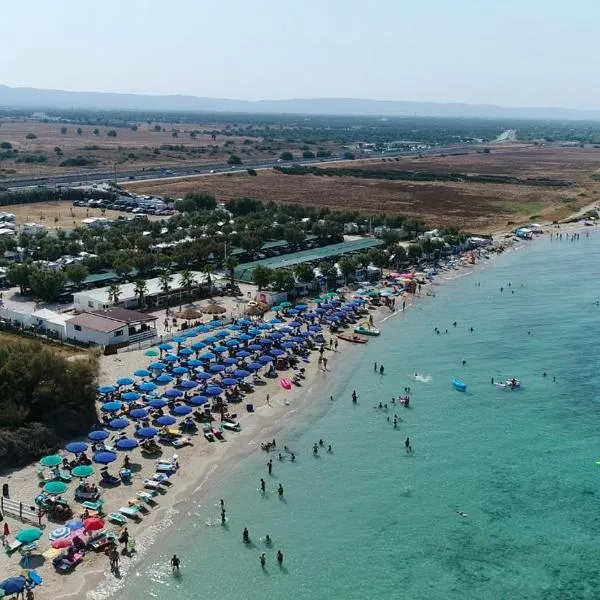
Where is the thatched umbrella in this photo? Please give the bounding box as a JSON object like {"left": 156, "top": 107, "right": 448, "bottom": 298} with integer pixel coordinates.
{"left": 245, "top": 305, "right": 264, "bottom": 316}
{"left": 176, "top": 306, "right": 203, "bottom": 320}
{"left": 202, "top": 302, "right": 227, "bottom": 315}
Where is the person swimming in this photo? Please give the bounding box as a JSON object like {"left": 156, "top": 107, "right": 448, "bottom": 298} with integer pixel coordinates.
{"left": 265, "top": 534, "right": 272, "bottom": 545}
{"left": 456, "top": 511, "right": 469, "bottom": 518}
{"left": 291, "top": 453, "right": 296, "bottom": 462}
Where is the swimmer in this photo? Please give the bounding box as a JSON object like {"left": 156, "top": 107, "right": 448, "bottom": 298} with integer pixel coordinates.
{"left": 221, "top": 508, "right": 226, "bottom": 525}
{"left": 391, "top": 397, "right": 396, "bottom": 404}
{"left": 327, "top": 445, "right": 332, "bottom": 453}
{"left": 278, "top": 453, "right": 283, "bottom": 461}
{"left": 313, "top": 443, "right": 318, "bottom": 455}
{"left": 491, "top": 377, "right": 494, "bottom": 384}
{"left": 374, "top": 362, "right": 377, "bottom": 372}
{"left": 352, "top": 390, "right": 357, "bottom": 403}
{"left": 462, "top": 360, "right": 466, "bottom": 366}
{"left": 380, "top": 365, "right": 385, "bottom": 375}
{"left": 319, "top": 439, "right": 324, "bottom": 447}
{"left": 456, "top": 511, "right": 469, "bottom": 518}
{"left": 330, "top": 395, "right": 334, "bottom": 401}
{"left": 267, "top": 460, "right": 273, "bottom": 474}
{"left": 291, "top": 453, "right": 296, "bottom": 462}
{"left": 219, "top": 499, "right": 224, "bottom": 509}
{"left": 265, "top": 534, "right": 272, "bottom": 545}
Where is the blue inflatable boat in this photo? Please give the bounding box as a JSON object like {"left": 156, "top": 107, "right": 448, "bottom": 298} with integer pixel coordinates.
{"left": 452, "top": 378, "right": 467, "bottom": 392}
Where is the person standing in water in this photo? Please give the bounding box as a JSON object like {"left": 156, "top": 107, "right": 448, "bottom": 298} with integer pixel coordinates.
{"left": 260, "top": 478, "right": 266, "bottom": 492}
{"left": 243, "top": 527, "right": 250, "bottom": 543}
{"left": 379, "top": 365, "right": 385, "bottom": 375}
{"left": 277, "top": 549, "right": 284, "bottom": 566}
{"left": 405, "top": 437, "right": 411, "bottom": 453}
{"left": 352, "top": 390, "right": 357, "bottom": 403}
{"left": 170, "top": 554, "right": 180, "bottom": 571}
{"left": 374, "top": 362, "right": 377, "bottom": 372}
{"left": 221, "top": 508, "right": 226, "bottom": 525}
{"left": 260, "top": 553, "right": 266, "bottom": 568}
{"left": 278, "top": 483, "right": 284, "bottom": 498}
{"left": 267, "top": 460, "right": 273, "bottom": 474}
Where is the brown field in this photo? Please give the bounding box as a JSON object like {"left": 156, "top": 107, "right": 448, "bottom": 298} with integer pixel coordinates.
{"left": 125, "top": 145, "right": 600, "bottom": 232}
{"left": 2, "top": 200, "right": 162, "bottom": 231}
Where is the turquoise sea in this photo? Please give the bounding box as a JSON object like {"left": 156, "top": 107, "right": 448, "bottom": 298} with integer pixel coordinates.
{"left": 116, "top": 232, "right": 600, "bottom": 600}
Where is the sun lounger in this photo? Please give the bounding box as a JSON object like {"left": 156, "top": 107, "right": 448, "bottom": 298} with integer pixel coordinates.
{"left": 127, "top": 499, "right": 148, "bottom": 513}
{"left": 119, "top": 506, "right": 142, "bottom": 520}
{"left": 155, "top": 462, "right": 175, "bottom": 473}
{"left": 87, "top": 531, "right": 115, "bottom": 551}
{"left": 4, "top": 539, "right": 22, "bottom": 555}
{"left": 108, "top": 512, "right": 127, "bottom": 525}
{"left": 151, "top": 473, "right": 171, "bottom": 484}
{"left": 36, "top": 468, "right": 54, "bottom": 483}
{"left": 82, "top": 499, "right": 105, "bottom": 512}
{"left": 171, "top": 436, "right": 192, "bottom": 448}
{"left": 143, "top": 479, "right": 165, "bottom": 490}
{"left": 100, "top": 470, "right": 121, "bottom": 486}
{"left": 58, "top": 469, "right": 72, "bottom": 482}
{"left": 136, "top": 491, "right": 157, "bottom": 504}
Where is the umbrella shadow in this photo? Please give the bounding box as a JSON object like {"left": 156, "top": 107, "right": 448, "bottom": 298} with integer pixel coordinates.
{"left": 20, "top": 555, "right": 45, "bottom": 569}
{"left": 127, "top": 463, "right": 143, "bottom": 473}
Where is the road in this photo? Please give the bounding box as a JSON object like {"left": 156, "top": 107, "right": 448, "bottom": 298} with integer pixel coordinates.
{"left": 2, "top": 144, "right": 479, "bottom": 191}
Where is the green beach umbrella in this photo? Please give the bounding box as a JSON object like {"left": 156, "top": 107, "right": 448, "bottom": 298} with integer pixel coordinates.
{"left": 271, "top": 305, "right": 282, "bottom": 312}
{"left": 71, "top": 465, "right": 94, "bottom": 479}
{"left": 280, "top": 301, "right": 292, "bottom": 308}
{"left": 144, "top": 349, "right": 159, "bottom": 357}
{"left": 39, "top": 455, "right": 62, "bottom": 467}
{"left": 16, "top": 527, "right": 43, "bottom": 544}
{"left": 311, "top": 297, "right": 324, "bottom": 303}
{"left": 43, "top": 481, "right": 68, "bottom": 495}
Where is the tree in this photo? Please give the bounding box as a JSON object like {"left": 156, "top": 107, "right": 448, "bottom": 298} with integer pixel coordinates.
{"left": 224, "top": 255, "right": 239, "bottom": 294}
{"left": 107, "top": 130, "right": 117, "bottom": 138}
{"left": 272, "top": 269, "right": 295, "bottom": 293}
{"left": 175, "top": 192, "right": 217, "bottom": 213}
{"left": 202, "top": 265, "right": 214, "bottom": 296}
{"left": 246, "top": 168, "right": 257, "bottom": 176}
{"left": 225, "top": 197, "right": 263, "bottom": 216}
{"left": 240, "top": 233, "right": 263, "bottom": 255}
{"left": 407, "top": 244, "right": 423, "bottom": 261}
{"left": 7, "top": 263, "right": 31, "bottom": 294}
{"left": 131, "top": 124, "right": 138, "bottom": 131}
{"left": 227, "top": 154, "right": 242, "bottom": 165}
{"left": 133, "top": 279, "right": 148, "bottom": 309}
{"left": 343, "top": 152, "right": 356, "bottom": 160}
{"left": 294, "top": 263, "right": 314, "bottom": 284}
{"left": 92, "top": 128, "right": 99, "bottom": 135}
{"left": 25, "top": 133, "right": 37, "bottom": 140}
{"left": 338, "top": 257, "right": 357, "bottom": 282}
{"left": 0, "top": 141, "right": 12, "bottom": 149}
{"left": 302, "top": 151, "right": 315, "bottom": 159}
{"left": 280, "top": 151, "right": 294, "bottom": 161}
{"left": 65, "top": 263, "right": 89, "bottom": 287}
{"left": 316, "top": 149, "right": 331, "bottom": 158}
{"left": 112, "top": 258, "right": 131, "bottom": 279}
{"left": 27, "top": 267, "right": 67, "bottom": 302}
{"left": 76, "top": 127, "right": 82, "bottom": 135}
{"left": 60, "top": 126, "right": 68, "bottom": 135}
{"left": 283, "top": 226, "right": 305, "bottom": 251}
{"left": 252, "top": 265, "right": 273, "bottom": 291}
{"left": 106, "top": 284, "right": 122, "bottom": 305}
{"left": 318, "top": 261, "right": 337, "bottom": 290}
{"left": 158, "top": 272, "right": 171, "bottom": 306}
{"left": 179, "top": 269, "right": 196, "bottom": 302}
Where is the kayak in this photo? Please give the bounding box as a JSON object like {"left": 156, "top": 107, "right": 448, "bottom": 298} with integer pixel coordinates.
{"left": 452, "top": 378, "right": 467, "bottom": 392}
{"left": 280, "top": 378, "right": 292, "bottom": 390}
{"left": 337, "top": 334, "right": 368, "bottom": 344}
{"left": 354, "top": 326, "right": 380, "bottom": 336}
{"left": 495, "top": 378, "right": 520, "bottom": 389}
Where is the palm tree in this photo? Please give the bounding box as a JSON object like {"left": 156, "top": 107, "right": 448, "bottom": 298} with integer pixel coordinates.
{"left": 158, "top": 271, "right": 172, "bottom": 307}
{"left": 133, "top": 279, "right": 148, "bottom": 309}
{"left": 107, "top": 284, "right": 122, "bottom": 306}
{"left": 179, "top": 270, "right": 196, "bottom": 305}
{"left": 202, "top": 265, "right": 214, "bottom": 297}
{"left": 224, "top": 256, "right": 239, "bottom": 295}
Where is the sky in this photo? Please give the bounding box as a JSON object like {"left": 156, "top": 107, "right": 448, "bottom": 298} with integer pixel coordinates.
{"left": 1, "top": 0, "right": 598, "bottom": 109}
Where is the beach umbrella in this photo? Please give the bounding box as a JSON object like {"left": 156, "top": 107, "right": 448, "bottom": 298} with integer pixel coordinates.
{"left": 71, "top": 465, "right": 94, "bottom": 479}
{"left": 40, "top": 454, "right": 62, "bottom": 467}
{"left": 65, "top": 442, "right": 88, "bottom": 454}
{"left": 258, "top": 355, "right": 273, "bottom": 364}
{"left": 280, "top": 301, "right": 292, "bottom": 308}
{"left": 44, "top": 481, "right": 68, "bottom": 495}
{"left": 163, "top": 354, "right": 179, "bottom": 362}
{"left": 137, "top": 427, "right": 158, "bottom": 438}
{"left": 296, "top": 304, "right": 308, "bottom": 310}
{"left": 134, "top": 369, "right": 151, "bottom": 377}
{"left": 207, "top": 320, "right": 224, "bottom": 327}
{"left": 148, "top": 362, "right": 166, "bottom": 370}
{"left": 49, "top": 526, "right": 70, "bottom": 541}
{"left": 109, "top": 418, "right": 130, "bottom": 429}
{"left": 309, "top": 324, "right": 322, "bottom": 331}
{"left": 122, "top": 391, "right": 140, "bottom": 402}
{"left": 236, "top": 350, "right": 251, "bottom": 358}
{"left": 16, "top": 527, "right": 43, "bottom": 544}
{"left": 222, "top": 357, "right": 238, "bottom": 365}
{"left": 196, "top": 325, "right": 211, "bottom": 333}
{"left": 158, "top": 343, "right": 173, "bottom": 350}
{"left": 156, "top": 415, "right": 176, "bottom": 426}
{"left": 176, "top": 306, "right": 203, "bottom": 320}
{"left": 315, "top": 307, "right": 326, "bottom": 313}
{"left": 221, "top": 378, "right": 238, "bottom": 387}
{"left": 225, "top": 339, "right": 240, "bottom": 347}
{"left": 180, "top": 380, "right": 198, "bottom": 389}
{"left": 210, "top": 364, "right": 226, "bottom": 373}
{"left": 203, "top": 303, "right": 227, "bottom": 315}
{"left": 305, "top": 312, "right": 317, "bottom": 319}
{"left": 239, "top": 333, "right": 253, "bottom": 341}
{"left": 248, "top": 344, "right": 262, "bottom": 351}
{"left": 144, "top": 350, "right": 159, "bottom": 357}
{"left": 155, "top": 374, "right": 173, "bottom": 384}
{"left": 289, "top": 320, "right": 302, "bottom": 328}
{"left": 148, "top": 398, "right": 167, "bottom": 408}
{"left": 188, "top": 358, "right": 203, "bottom": 367}
{"left": 298, "top": 331, "right": 310, "bottom": 337}
{"left": 258, "top": 323, "right": 272, "bottom": 330}
{"left": 172, "top": 336, "right": 187, "bottom": 344}
{"left": 246, "top": 362, "right": 262, "bottom": 371}
{"left": 200, "top": 352, "right": 216, "bottom": 360}
{"left": 269, "top": 318, "right": 283, "bottom": 324}
{"left": 290, "top": 336, "right": 304, "bottom": 343}
{"left": 172, "top": 366, "right": 188, "bottom": 375}
{"left": 65, "top": 518, "right": 84, "bottom": 531}
{"left": 280, "top": 327, "right": 293, "bottom": 333}
{"left": 287, "top": 308, "right": 299, "bottom": 315}
{"left": 116, "top": 438, "right": 138, "bottom": 450}
{"left": 228, "top": 324, "right": 242, "bottom": 330}
{"left": 258, "top": 338, "right": 271, "bottom": 346}
{"left": 83, "top": 517, "right": 105, "bottom": 532}
{"left": 268, "top": 332, "right": 283, "bottom": 339}
{"left": 98, "top": 385, "right": 117, "bottom": 395}
{"left": 233, "top": 369, "right": 251, "bottom": 378}
{"left": 238, "top": 318, "right": 253, "bottom": 326}
{"left": 179, "top": 348, "right": 193, "bottom": 356}
{"left": 101, "top": 401, "right": 122, "bottom": 412}
{"left": 129, "top": 408, "right": 149, "bottom": 419}
{"left": 0, "top": 577, "right": 27, "bottom": 596}
{"left": 191, "top": 342, "right": 206, "bottom": 351}
{"left": 139, "top": 382, "right": 157, "bottom": 392}
{"left": 212, "top": 346, "right": 228, "bottom": 354}
{"left": 189, "top": 395, "right": 209, "bottom": 406}
{"left": 270, "top": 348, "right": 285, "bottom": 357}
{"left": 281, "top": 341, "right": 295, "bottom": 349}
{"left": 165, "top": 389, "right": 183, "bottom": 398}
{"left": 51, "top": 538, "right": 73, "bottom": 549}
{"left": 87, "top": 430, "right": 109, "bottom": 441}
{"left": 93, "top": 451, "right": 117, "bottom": 465}
{"left": 195, "top": 371, "right": 212, "bottom": 380}
{"left": 215, "top": 330, "right": 230, "bottom": 338}
{"left": 116, "top": 377, "right": 134, "bottom": 387}
{"left": 173, "top": 405, "right": 192, "bottom": 416}
{"left": 248, "top": 328, "right": 262, "bottom": 335}
{"left": 206, "top": 385, "right": 224, "bottom": 396}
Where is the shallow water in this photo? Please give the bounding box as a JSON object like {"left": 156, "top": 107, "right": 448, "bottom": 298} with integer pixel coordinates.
{"left": 117, "top": 232, "right": 600, "bottom": 600}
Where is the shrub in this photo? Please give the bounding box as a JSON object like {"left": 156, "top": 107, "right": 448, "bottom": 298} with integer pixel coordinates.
{"left": 25, "top": 133, "right": 37, "bottom": 140}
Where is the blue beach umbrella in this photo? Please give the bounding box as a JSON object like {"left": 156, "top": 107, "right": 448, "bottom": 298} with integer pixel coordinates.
{"left": 233, "top": 369, "right": 251, "bottom": 378}
{"left": 290, "top": 336, "right": 304, "bottom": 343}
{"left": 206, "top": 385, "right": 224, "bottom": 396}
{"left": 195, "top": 371, "right": 212, "bottom": 380}
{"left": 298, "top": 331, "right": 310, "bottom": 337}
{"left": 305, "top": 312, "right": 317, "bottom": 319}
{"left": 88, "top": 430, "right": 109, "bottom": 441}
{"left": 196, "top": 325, "right": 211, "bottom": 333}
{"left": 258, "top": 355, "right": 273, "bottom": 364}
{"left": 228, "top": 324, "right": 242, "bottom": 330}
{"left": 239, "top": 333, "right": 253, "bottom": 341}
{"left": 248, "top": 344, "right": 262, "bottom": 351}
{"left": 189, "top": 395, "right": 209, "bottom": 406}
{"left": 221, "top": 377, "right": 238, "bottom": 386}
{"left": 280, "top": 326, "right": 293, "bottom": 333}
{"left": 315, "top": 307, "right": 326, "bottom": 313}
{"left": 109, "top": 418, "right": 130, "bottom": 429}
{"left": 215, "top": 330, "right": 230, "bottom": 338}
{"left": 204, "top": 336, "right": 219, "bottom": 344}
{"left": 0, "top": 577, "right": 27, "bottom": 596}
{"left": 270, "top": 348, "right": 285, "bottom": 357}
{"left": 134, "top": 369, "right": 151, "bottom": 377}
{"left": 281, "top": 341, "right": 296, "bottom": 349}
{"left": 130, "top": 408, "right": 149, "bottom": 419}
{"left": 289, "top": 321, "right": 302, "bottom": 328}
{"left": 179, "top": 348, "right": 193, "bottom": 356}
{"left": 137, "top": 427, "right": 158, "bottom": 438}
{"left": 148, "top": 362, "right": 166, "bottom": 370}
{"left": 295, "top": 304, "right": 308, "bottom": 310}
{"left": 163, "top": 354, "right": 179, "bottom": 362}
{"left": 116, "top": 438, "right": 138, "bottom": 450}
{"left": 172, "top": 366, "right": 188, "bottom": 375}
{"left": 238, "top": 318, "right": 253, "bottom": 326}
{"left": 155, "top": 374, "right": 173, "bottom": 384}
{"left": 180, "top": 379, "right": 198, "bottom": 389}
{"left": 225, "top": 339, "right": 240, "bottom": 347}
{"left": 258, "top": 323, "right": 272, "bottom": 330}
{"left": 165, "top": 389, "right": 183, "bottom": 398}
{"left": 268, "top": 332, "right": 283, "bottom": 339}
{"left": 65, "top": 441, "right": 88, "bottom": 454}
{"left": 158, "top": 343, "right": 173, "bottom": 351}
{"left": 93, "top": 451, "right": 117, "bottom": 464}
{"left": 116, "top": 377, "right": 134, "bottom": 387}
{"left": 98, "top": 385, "right": 117, "bottom": 395}
{"left": 246, "top": 362, "right": 262, "bottom": 371}
{"left": 200, "top": 352, "right": 216, "bottom": 360}
{"left": 207, "top": 320, "right": 223, "bottom": 327}
{"left": 173, "top": 405, "right": 192, "bottom": 416}
{"left": 188, "top": 359, "right": 202, "bottom": 367}
{"left": 65, "top": 518, "right": 84, "bottom": 531}
{"left": 102, "top": 401, "right": 122, "bottom": 412}
{"left": 258, "top": 338, "right": 271, "bottom": 346}
{"left": 236, "top": 350, "right": 251, "bottom": 358}
{"left": 222, "top": 357, "right": 238, "bottom": 365}
{"left": 248, "top": 328, "right": 262, "bottom": 336}
{"left": 172, "top": 336, "right": 187, "bottom": 344}
{"left": 122, "top": 391, "right": 140, "bottom": 402}
{"left": 191, "top": 342, "right": 206, "bottom": 351}
{"left": 210, "top": 364, "right": 226, "bottom": 373}
{"left": 148, "top": 398, "right": 167, "bottom": 408}
{"left": 139, "top": 382, "right": 157, "bottom": 392}
{"left": 212, "top": 346, "right": 228, "bottom": 354}
{"left": 49, "top": 526, "right": 71, "bottom": 541}
{"left": 156, "top": 415, "right": 176, "bottom": 426}
{"left": 309, "top": 324, "right": 322, "bottom": 331}
{"left": 287, "top": 308, "right": 299, "bottom": 315}
{"left": 184, "top": 330, "right": 197, "bottom": 338}
{"left": 269, "top": 318, "right": 283, "bottom": 324}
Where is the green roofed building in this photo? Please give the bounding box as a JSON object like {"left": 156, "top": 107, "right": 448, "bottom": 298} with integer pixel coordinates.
{"left": 234, "top": 238, "right": 384, "bottom": 282}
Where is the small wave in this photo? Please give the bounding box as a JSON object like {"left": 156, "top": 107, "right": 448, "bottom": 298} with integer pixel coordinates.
{"left": 414, "top": 374, "right": 431, "bottom": 383}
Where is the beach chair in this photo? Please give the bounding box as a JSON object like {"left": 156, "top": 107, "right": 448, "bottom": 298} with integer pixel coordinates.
{"left": 143, "top": 479, "right": 165, "bottom": 491}
{"left": 107, "top": 512, "right": 127, "bottom": 526}
{"left": 136, "top": 491, "right": 157, "bottom": 505}
{"left": 100, "top": 470, "right": 121, "bottom": 486}
{"left": 151, "top": 472, "right": 171, "bottom": 484}
{"left": 82, "top": 499, "right": 105, "bottom": 515}
{"left": 36, "top": 468, "right": 54, "bottom": 483}
{"left": 171, "top": 436, "right": 192, "bottom": 448}
{"left": 127, "top": 499, "right": 148, "bottom": 513}
{"left": 4, "top": 539, "right": 22, "bottom": 555}
{"left": 118, "top": 506, "right": 142, "bottom": 520}
{"left": 87, "top": 531, "right": 115, "bottom": 551}
{"left": 58, "top": 469, "right": 72, "bottom": 482}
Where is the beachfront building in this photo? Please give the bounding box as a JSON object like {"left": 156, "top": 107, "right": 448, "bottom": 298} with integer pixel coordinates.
{"left": 73, "top": 271, "right": 223, "bottom": 311}
{"left": 66, "top": 307, "right": 157, "bottom": 347}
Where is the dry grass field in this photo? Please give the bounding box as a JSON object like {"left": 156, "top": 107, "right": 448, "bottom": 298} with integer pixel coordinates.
{"left": 126, "top": 145, "right": 600, "bottom": 231}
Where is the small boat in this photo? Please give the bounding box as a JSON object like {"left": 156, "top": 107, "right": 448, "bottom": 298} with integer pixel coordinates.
{"left": 494, "top": 378, "right": 520, "bottom": 390}
{"left": 354, "top": 323, "right": 380, "bottom": 336}
{"left": 337, "top": 334, "right": 368, "bottom": 344}
{"left": 452, "top": 378, "right": 467, "bottom": 392}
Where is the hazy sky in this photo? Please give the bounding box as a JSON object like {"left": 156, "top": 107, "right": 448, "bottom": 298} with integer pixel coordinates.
{"left": 2, "top": 0, "right": 597, "bottom": 108}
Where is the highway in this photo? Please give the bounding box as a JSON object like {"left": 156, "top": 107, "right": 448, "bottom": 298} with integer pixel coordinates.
{"left": 2, "top": 144, "right": 478, "bottom": 191}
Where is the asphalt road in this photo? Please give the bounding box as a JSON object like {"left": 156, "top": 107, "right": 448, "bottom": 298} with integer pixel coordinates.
{"left": 3, "top": 144, "right": 478, "bottom": 191}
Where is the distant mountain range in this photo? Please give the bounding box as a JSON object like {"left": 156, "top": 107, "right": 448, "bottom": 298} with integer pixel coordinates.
{"left": 0, "top": 84, "right": 598, "bottom": 120}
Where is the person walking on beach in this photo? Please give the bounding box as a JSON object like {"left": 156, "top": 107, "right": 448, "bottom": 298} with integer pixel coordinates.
{"left": 170, "top": 554, "right": 180, "bottom": 571}
{"left": 261, "top": 478, "right": 266, "bottom": 492}
{"left": 277, "top": 549, "right": 284, "bottom": 566}
{"left": 266, "top": 393, "right": 271, "bottom": 407}
{"left": 323, "top": 357, "right": 328, "bottom": 370}
{"left": 334, "top": 339, "right": 338, "bottom": 351}
{"left": 109, "top": 547, "right": 120, "bottom": 573}
{"left": 267, "top": 459, "right": 273, "bottom": 474}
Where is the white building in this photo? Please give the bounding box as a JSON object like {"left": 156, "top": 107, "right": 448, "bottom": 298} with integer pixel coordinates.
{"left": 23, "top": 223, "right": 47, "bottom": 236}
